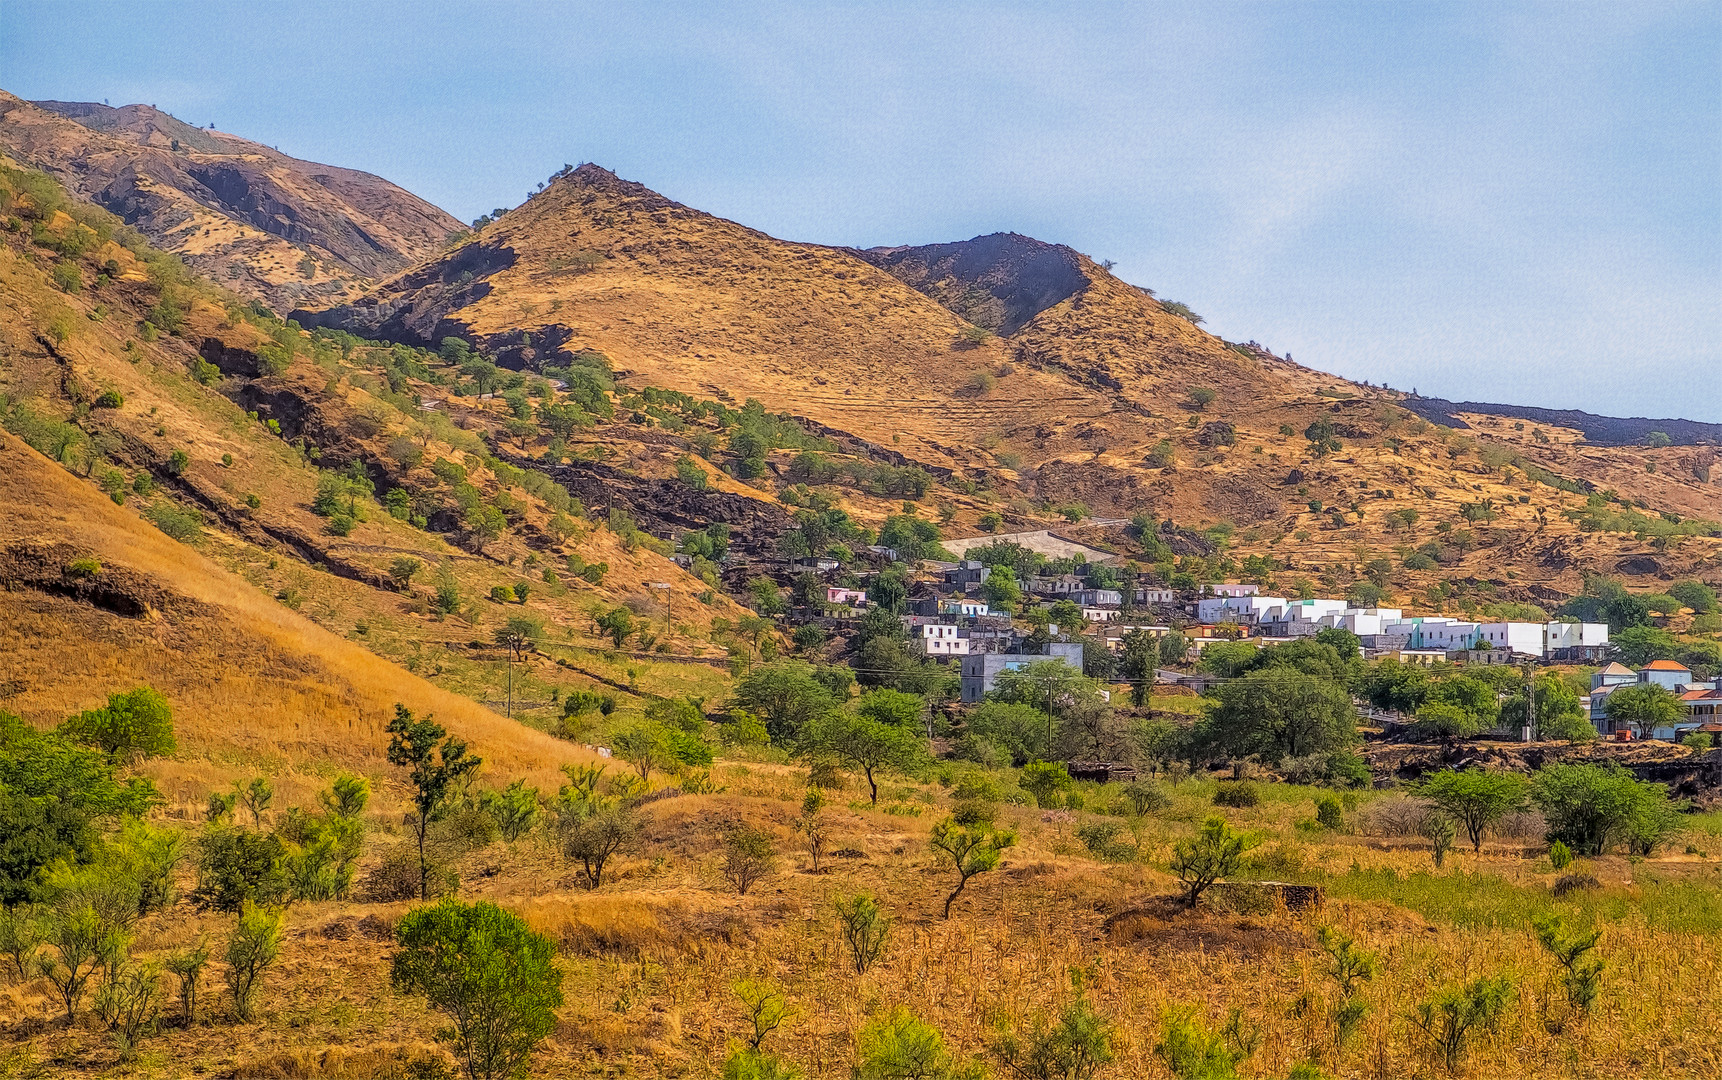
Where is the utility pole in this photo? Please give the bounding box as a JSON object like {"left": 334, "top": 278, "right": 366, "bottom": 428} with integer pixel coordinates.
{"left": 651, "top": 582, "right": 672, "bottom": 638}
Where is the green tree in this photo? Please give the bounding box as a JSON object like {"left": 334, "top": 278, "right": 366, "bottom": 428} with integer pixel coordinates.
{"left": 981, "top": 566, "right": 1023, "bottom": 613}
{"left": 1531, "top": 762, "right": 1681, "bottom": 856}
{"left": 1018, "top": 760, "right": 1072, "bottom": 809}
{"left": 391, "top": 898, "right": 565, "bottom": 1080}
{"left": 855, "top": 688, "right": 924, "bottom": 730}
{"left": 1602, "top": 682, "right": 1684, "bottom": 737}
{"left": 0, "top": 713, "right": 159, "bottom": 905}
{"left": 734, "top": 662, "right": 838, "bottom": 742}
{"left": 803, "top": 711, "right": 926, "bottom": 805}
{"left": 596, "top": 606, "right": 636, "bottom": 648}
{"left": 1120, "top": 630, "right": 1159, "bottom": 707}
{"left": 386, "top": 705, "right": 482, "bottom": 901}
{"left": 1171, "top": 817, "right": 1247, "bottom": 907}
{"left": 928, "top": 816, "right": 1015, "bottom": 918}
{"left": 1414, "top": 771, "right": 1528, "bottom": 853}
{"left": 1209, "top": 668, "right": 1357, "bottom": 764}
{"left": 1669, "top": 580, "right": 1719, "bottom": 614}
{"left": 1533, "top": 914, "right": 1603, "bottom": 1014}
{"left": 56, "top": 687, "right": 176, "bottom": 758}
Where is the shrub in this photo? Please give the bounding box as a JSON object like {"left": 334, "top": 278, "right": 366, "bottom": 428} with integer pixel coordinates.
{"left": 834, "top": 893, "right": 891, "bottom": 974}
{"left": 1548, "top": 840, "right": 1573, "bottom": 870}
{"left": 991, "top": 983, "right": 1115, "bottom": 1078}
{"left": 93, "top": 388, "right": 124, "bottom": 410}
{"left": 854, "top": 1006, "right": 968, "bottom": 1080}
{"left": 1533, "top": 914, "right": 1603, "bottom": 1014}
{"left": 1409, "top": 975, "right": 1512, "bottom": 1074}
{"left": 192, "top": 828, "right": 290, "bottom": 912}
{"left": 1019, "top": 760, "right": 1072, "bottom": 809}
{"left": 392, "top": 898, "right": 564, "bottom": 1080}
{"left": 1171, "top": 818, "right": 1248, "bottom": 907}
{"left": 722, "top": 827, "right": 778, "bottom": 895}
{"left": 145, "top": 501, "right": 203, "bottom": 543}
{"left": 1155, "top": 1007, "right": 1245, "bottom": 1080}
{"left": 1077, "top": 821, "right": 1132, "bottom": 861}
{"left": 226, "top": 902, "right": 284, "bottom": 1022}
{"left": 1212, "top": 782, "right": 1260, "bottom": 808}
{"left": 1314, "top": 795, "right": 1344, "bottom": 830}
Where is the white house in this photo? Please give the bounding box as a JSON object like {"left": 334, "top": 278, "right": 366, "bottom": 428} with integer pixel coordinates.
{"left": 1197, "top": 595, "right": 1288, "bottom": 625}
{"left": 938, "top": 598, "right": 990, "bottom": 618}
{"left": 916, "top": 624, "right": 970, "bottom": 657}
{"left": 1207, "top": 584, "right": 1260, "bottom": 598}
{"left": 1134, "top": 587, "right": 1177, "bottom": 605}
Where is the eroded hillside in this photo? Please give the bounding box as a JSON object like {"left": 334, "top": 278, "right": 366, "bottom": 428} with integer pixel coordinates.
{"left": 0, "top": 92, "right": 463, "bottom": 309}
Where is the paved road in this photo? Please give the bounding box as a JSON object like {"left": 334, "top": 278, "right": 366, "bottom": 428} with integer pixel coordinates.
{"left": 944, "top": 519, "right": 1128, "bottom": 562}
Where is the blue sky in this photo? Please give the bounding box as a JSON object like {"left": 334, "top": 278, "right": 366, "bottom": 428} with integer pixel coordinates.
{"left": 4, "top": 1, "right": 1718, "bottom": 420}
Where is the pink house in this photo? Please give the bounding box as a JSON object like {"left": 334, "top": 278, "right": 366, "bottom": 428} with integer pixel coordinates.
{"left": 827, "top": 587, "right": 868, "bottom": 606}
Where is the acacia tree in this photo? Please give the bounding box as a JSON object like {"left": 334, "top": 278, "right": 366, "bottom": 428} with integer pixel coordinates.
{"left": 929, "top": 816, "right": 1016, "bottom": 919}
{"left": 392, "top": 899, "right": 564, "bottom": 1080}
{"left": 1415, "top": 770, "right": 1528, "bottom": 853}
{"left": 1602, "top": 683, "right": 1684, "bottom": 738}
{"left": 1170, "top": 817, "right": 1248, "bottom": 907}
{"left": 1210, "top": 667, "right": 1357, "bottom": 763}
{"left": 386, "top": 705, "right": 481, "bottom": 901}
{"left": 803, "top": 711, "right": 926, "bottom": 806}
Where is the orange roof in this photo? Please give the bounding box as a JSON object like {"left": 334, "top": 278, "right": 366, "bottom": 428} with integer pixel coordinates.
{"left": 1645, "top": 660, "right": 1691, "bottom": 671}
{"left": 1681, "top": 690, "right": 1716, "bottom": 700}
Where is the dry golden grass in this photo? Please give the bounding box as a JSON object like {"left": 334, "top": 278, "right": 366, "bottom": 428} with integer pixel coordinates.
{"left": 0, "top": 428, "right": 595, "bottom": 795}
{"left": 6, "top": 768, "right": 1721, "bottom": 1079}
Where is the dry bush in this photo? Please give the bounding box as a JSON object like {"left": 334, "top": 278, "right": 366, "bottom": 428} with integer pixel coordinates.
{"left": 234, "top": 1047, "right": 453, "bottom": 1079}
{"left": 361, "top": 844, "right": 456, "bottom": 902}
{"left": 1357, "top": 795, "right": 1432, "bottom": 837}
{"left": 516, "top": 895, "right": 751, "bottom": 959}
{"left": 1495, "top": 809, "right": 1547, "bottom": 840}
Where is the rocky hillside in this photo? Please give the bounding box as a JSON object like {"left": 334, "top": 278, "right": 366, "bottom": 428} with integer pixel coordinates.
{"left": 0, "top": 92, "right": 463, "bottom": 310}
{"left": 298, "top": 164, "right": 1722, "bottom": 605}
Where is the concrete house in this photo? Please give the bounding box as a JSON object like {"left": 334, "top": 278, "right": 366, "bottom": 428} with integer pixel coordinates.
{"left": 960, "top": 642, "right": 1085, "bottom": 703}
{"left": 1134, "top": 586, "right": 1177, "bottom": 605}
{"left": 826, "top": 587, "right": 868, "bottom": 607}
{"left": 943, "top": 561, "right": 991, "bottom": 588}
{"left": 1027, "top": 573, "right": 1087, "bottom": 597}
{"left": 916, "top": 624, "right": 970, "bottom": 657}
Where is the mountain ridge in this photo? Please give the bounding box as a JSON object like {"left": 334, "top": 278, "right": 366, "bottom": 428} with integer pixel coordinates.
{"left": 0, "top": 91, "right": 463, "bottom": 309}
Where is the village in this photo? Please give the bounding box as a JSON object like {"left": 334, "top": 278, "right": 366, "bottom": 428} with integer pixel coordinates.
{"left": 746, "top": 548, "right": 1722, "bottom": 745}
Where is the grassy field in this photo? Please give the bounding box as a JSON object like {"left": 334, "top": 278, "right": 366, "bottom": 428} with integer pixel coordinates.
{"left": 5, "top": 747, "right": 1722, "bottom": 1079}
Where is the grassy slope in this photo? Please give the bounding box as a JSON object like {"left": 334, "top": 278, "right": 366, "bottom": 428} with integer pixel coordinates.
{"left": 0, "top": 426, "right": 595, "bottom": 799}
{"left": 0, "top": 189, "right": 747, "bottom": 750}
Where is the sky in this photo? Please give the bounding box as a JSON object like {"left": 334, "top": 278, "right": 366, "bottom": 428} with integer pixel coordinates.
{"left": 4, "top": 1, "right": 1719, "bottom": 420}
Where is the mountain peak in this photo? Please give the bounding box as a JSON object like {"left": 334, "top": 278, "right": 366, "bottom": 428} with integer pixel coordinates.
{"left": 856, "top": 232, "right": 1090, "bottom": 335}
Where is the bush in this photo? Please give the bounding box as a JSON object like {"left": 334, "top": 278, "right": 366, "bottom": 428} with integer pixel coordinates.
{"left": 1314, "top": 794, "right": 1344, "bottom": 830}
{"left": 226, "top": 901, "right": 284, "bottom": 1021}
{"left": 1409, "top": 975, "right": 1512, "bottom": 1074}
{"left": 192, "top": 827, "right": 290, "bottom": 912}
{"left": 1212, "top": 782, "right": 1260, "bottom": 808}
{"left": 1077, "top": 821, "right": 1132, "bottom": 861}
{"left": 56, "top": 686, "right": 175, "bottom": 758}
{"left": 1549, "top": 840, "right": 1574, "bottom": 870}
{"left": 145, "top": 501, "right": 203, "bottom": 543}
{"left": 364, "top": 843, "right": 455, "bottom": 902}
{"left": 391, "top": 898, "right": 564, "bottom": 1080}
{"left": 834, "top": 893, "right": 891, "bottom": 973}
{"left": 722, "top": 827, "right": 778, "bottom": 895}
{"left": 854, "top": 1007, "right": 967, "bottom": 1080}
